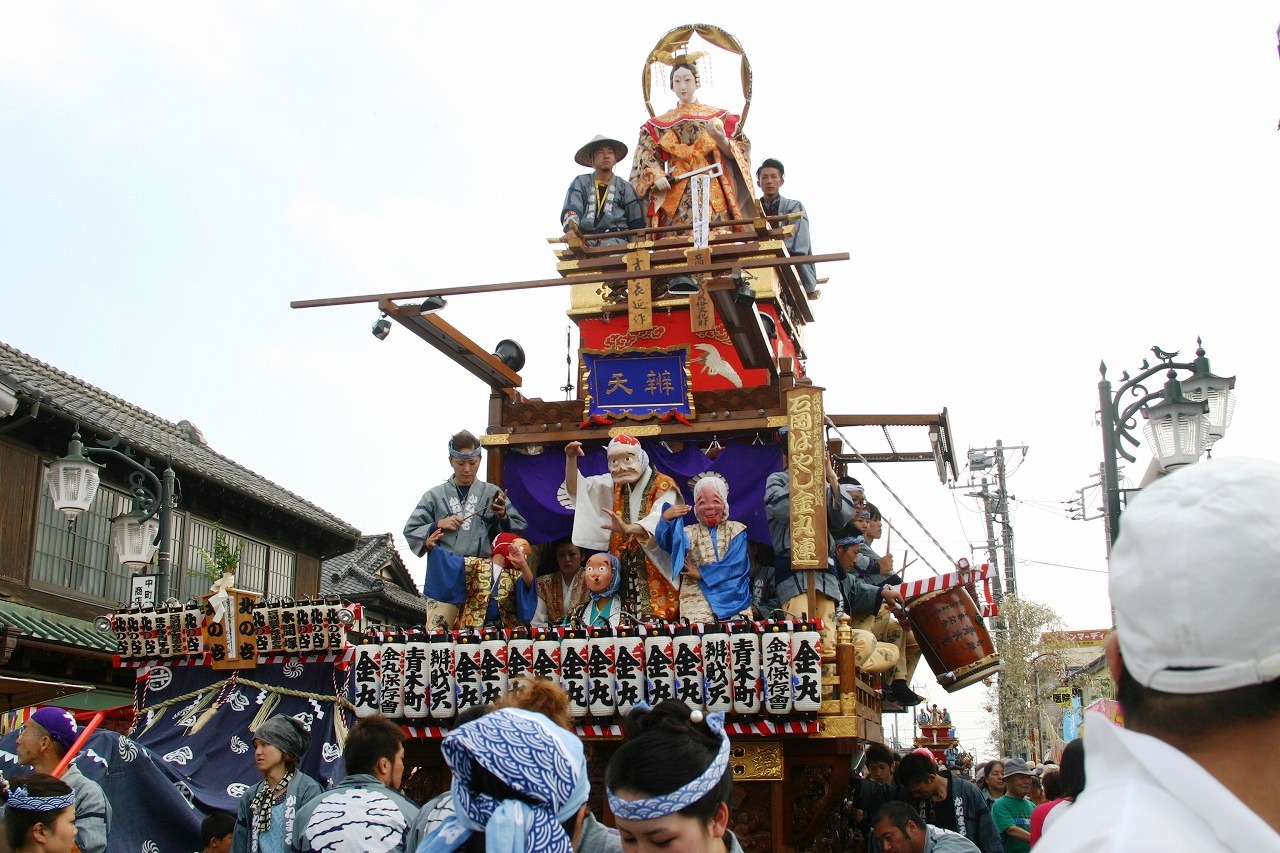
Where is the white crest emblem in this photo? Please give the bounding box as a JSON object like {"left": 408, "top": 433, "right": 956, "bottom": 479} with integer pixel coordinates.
{"left": 230, "top": 736, "right": 249, "bottom": 755}
{"left": 321, "top": 742, "right": 341, "bottom": 763}
{"left": 308, "top": 698, "right": 325, "bottom": 720}
{"left": 142, "top": 841, "right": 160, "bottom": 853}
{"left": 557, "top": 482, "right": 574, "bottom": 509}
{"left": 283, "top": 660, "right": 304, "bottom": 679}
{"left": 174, "top": 781, "right": 196, "bottom": 809}
{"left": 228, "top": 690, "right": 250, "bottom": 712}
{"left": 163, "top": 746, "right": 194, "bottom": 765}
{"left": 118, "top": 738, "right": 139, "bottom": 762}
{"left": 227, "top": 782, "right": 250, "bottom": 799}
{"left": 146, "top": 666, "right": 173, "bottom": 692}
{"left": 82, "top": 748, "right": 109, "bottom": 768}
{"left": 293, "top": 712, "right": 313, "bottom": 731}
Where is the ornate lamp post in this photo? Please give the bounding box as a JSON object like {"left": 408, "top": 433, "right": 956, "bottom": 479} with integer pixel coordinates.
{"left": 45, "top": 429, "right": 176, "bottom": 598}
{"left": 1098, "top": 340, "right": 1234, "bottom": 547}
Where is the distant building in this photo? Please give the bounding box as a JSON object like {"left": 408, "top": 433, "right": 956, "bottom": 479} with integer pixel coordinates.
{"left": 322, "top": 533, "right": 425, "bottom": 626}
{"left": 0, "top": 340, "right": 361, "bottom": 712}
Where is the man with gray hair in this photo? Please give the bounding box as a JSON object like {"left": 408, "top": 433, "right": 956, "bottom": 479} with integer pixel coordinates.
{"left": 1038, "top": 458, "right": 1280, "bottom": 850}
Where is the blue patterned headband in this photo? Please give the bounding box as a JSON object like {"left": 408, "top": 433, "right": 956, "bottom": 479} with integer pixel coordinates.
{"left": 607, "top": 711, "right": 730, "bottom": 820}
{"left": 5, "top": 786, "right": 75, "bottom": 812}
{"left": 448, "top": 443, "right": 482, "bottom": 460}
{"left": 424, "top": 708, "right": 589, "bottom": 853}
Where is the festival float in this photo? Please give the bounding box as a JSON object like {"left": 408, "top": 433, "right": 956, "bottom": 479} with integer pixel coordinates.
{"left": 93, "top": 24, "right": 1006, "bottom": 853}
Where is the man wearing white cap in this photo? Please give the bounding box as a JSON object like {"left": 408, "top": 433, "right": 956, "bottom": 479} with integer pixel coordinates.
{"left": 1038, "top": 458, "right": 1280, "bottom": 851}
{"left": 561, "top": 135, "right": 645, "bottom": 246}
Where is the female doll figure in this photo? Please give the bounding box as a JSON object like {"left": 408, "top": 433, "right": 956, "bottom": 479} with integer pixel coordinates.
{"left": 569, "top": 552, "right": 625, "bottom": 629}
{"left": 630, "top": 60, "right": 757, "bottom": 231}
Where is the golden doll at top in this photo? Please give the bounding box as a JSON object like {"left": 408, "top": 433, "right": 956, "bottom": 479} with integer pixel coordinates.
{"left": 629, "top": 36, "right": 759, "bottom": 231}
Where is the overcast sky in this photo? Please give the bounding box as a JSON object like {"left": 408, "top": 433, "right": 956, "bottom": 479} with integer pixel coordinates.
{"left": 3, "top": 2, "right": 1277, "bottom": 756}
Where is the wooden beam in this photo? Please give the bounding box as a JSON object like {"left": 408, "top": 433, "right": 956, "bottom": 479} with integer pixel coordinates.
{"left": 706, "top": 277, "right": 776, "bottom": 372}
{"left": 382, "top": 301, "right": 522, "bottom": 389}
{"left": 290, "top": 252, "right": 850, "bottom": 309}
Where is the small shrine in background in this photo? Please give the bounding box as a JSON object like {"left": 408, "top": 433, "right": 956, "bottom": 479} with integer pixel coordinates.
{"left": 915, "top": 703, "right": 974, "bottom": 775}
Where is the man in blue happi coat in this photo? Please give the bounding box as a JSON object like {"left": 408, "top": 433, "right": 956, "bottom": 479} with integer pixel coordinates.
{"left": 561, "top": 134, "right": 645, "bottom": 246}
{"left": 757, "top": 157, "right": 818, "bottom": 297}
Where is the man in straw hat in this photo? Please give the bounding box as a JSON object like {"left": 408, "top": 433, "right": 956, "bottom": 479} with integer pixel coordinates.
{"left": 561, "top": 134, "right": 645, "bottom": 246}
{"left": 1038, "top": 458, "right": 1280, "bottom": 851}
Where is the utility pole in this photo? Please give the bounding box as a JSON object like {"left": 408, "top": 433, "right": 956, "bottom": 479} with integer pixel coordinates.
{"left": 965, "top": 441, "right": 1028, "bottom": 759}
{"left": 995, "top": 440, "right": 1017, "bottom": 599}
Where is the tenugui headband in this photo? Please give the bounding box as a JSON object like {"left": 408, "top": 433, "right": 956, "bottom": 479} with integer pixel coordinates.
{"left": 606, "top": 711, "right": 729, "bottom": 820}
{"left": 449, "top": 444, "right": 482, "bottom": 460}
{"left": 5, "top": 786, "right": 75, "bottom": 811}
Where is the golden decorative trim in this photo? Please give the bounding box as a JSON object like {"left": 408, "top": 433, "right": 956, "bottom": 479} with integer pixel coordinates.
{"left": 815, "top": 715, "right": 864, "bottom": 740}
{"left": 481, "top": 433, "right": 510, "bottom": 446}
{"left": 602, "top": 326, "right": 668, "bottom": 351}
{"left": 765, "top": 415, "right": 788, "bottom": 427}
{"left": 729, "top": 741, "right": 784, "bottom": 780}
{"left": 819, "top": 699, "right": 842, "bottom": 716}
{"left": 608, "top": 425, "right": 662, "bottom": 437}
{"left": 557, "top": 260, "right": 580, "bottom": 271}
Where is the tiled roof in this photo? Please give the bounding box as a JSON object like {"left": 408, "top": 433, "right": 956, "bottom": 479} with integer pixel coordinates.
{"left": 0, "top": 340, "right": 359, "bottom": 540}
{"left": 0, "top": 601, "right": 117, "bottom": 655}
{"left": 322, "top": 534, "right": 425, "bottom": 614}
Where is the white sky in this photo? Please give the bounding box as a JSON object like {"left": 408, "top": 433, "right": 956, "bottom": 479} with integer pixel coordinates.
{"left": 3, "top": 2, "right": 1277, "bottom": 759}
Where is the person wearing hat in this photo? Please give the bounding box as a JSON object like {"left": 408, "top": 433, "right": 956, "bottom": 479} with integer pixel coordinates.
{"left": 561, "top": 134, "right": 645, "bottom": 247}
{"left": 232, "top": 714, "right": 322, "bottom": 853}
{"left": 14, "top": 706, "right": 111, "bottom": 853}
{"left": 988, "top": 759, "right": 1035, "bottom": 853}
{"left": 404, "top": 429, "right": 528, "bottom": 630}
{"left": 1038, "top": 458, "right": 1280, "bottom": 852}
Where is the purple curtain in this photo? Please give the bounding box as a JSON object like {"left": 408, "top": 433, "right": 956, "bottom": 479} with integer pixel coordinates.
{"left": 503, "top": 441, "right": 782, "bottom": 546}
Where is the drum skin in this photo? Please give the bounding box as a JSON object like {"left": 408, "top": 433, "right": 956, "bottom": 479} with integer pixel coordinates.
{"left": 907, "top": 587, "right": 1003, "bottom": 692}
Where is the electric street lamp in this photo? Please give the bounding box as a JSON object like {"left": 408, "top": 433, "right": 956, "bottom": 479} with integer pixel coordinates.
{"left": 44, "top": 429, "right": 177, "bottom": 599}
{"left": 1098, "top": 340, "right": 1235, "bottom": 548}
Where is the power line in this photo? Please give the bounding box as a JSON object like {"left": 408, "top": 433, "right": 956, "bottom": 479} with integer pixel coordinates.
{"left": 1022, "top": 559, "right": 1108, "bottom": 575}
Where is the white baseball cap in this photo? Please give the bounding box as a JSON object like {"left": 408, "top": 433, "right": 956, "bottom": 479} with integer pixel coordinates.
{"left": 1111, "top": 457, "right": 1280, "bottom": 694}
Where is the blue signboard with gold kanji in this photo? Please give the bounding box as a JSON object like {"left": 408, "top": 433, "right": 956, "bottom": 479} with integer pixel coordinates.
{"left": 581, "top": 347, "right": 695, "bottom": 421}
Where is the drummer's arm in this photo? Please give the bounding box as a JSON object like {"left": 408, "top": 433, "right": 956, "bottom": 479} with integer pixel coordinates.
{"left": 880, "top": 586, "right": 905, "bottom": 609}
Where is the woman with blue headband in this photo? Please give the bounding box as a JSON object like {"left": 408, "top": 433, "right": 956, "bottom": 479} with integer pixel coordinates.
{"left": 606, "top": 701, "right": 745, "bottom": 853}
{"left": 3, "top": 773, "right": 77, "bottom": 853}
{"left": 419, "top": 707, "right": 594, "bottom": 853}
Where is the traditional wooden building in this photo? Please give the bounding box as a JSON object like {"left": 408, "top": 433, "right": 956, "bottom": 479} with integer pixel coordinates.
{"left": 321, "top": 533, "right": 426, "bottom": 627}
{"left": 0, "top": 339, "right": 361, "bottom": 711}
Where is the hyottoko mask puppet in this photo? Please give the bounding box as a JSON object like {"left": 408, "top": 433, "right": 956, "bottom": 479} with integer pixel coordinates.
{"left": 607, "top": 434, "right": 648, "bottom": 485}
{"left": 583, "top": 552, "right": 622, "bottom": 601}
{"left": 693, "top": 474, "right": 730, "bottom": 527}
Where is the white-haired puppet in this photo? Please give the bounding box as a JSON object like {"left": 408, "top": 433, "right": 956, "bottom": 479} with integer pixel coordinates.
{"left": 654, "top": 472, "right": 753, "bottom": 622}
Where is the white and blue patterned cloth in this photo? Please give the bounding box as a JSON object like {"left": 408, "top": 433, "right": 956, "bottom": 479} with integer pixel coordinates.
{"left": 606, "top": 711, "right": 730, "bottom": 821}
{"left": 421, "top": 709, "right": 589, "bottom": 853}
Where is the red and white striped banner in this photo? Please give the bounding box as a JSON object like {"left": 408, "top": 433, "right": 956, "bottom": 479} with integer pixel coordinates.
{"left": 401, "top": 725, "right": 453, "bottom": 739}
{"left": 256, "top": 651, "right": 347, "bottom": 666}
{"left": 895, "top": 564, "right": 992, "bottom": 602}
{"left": 127, "top": 653, "right": 211, "bottom": 675}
